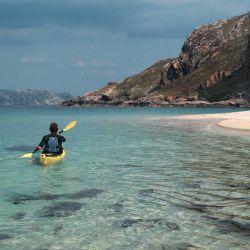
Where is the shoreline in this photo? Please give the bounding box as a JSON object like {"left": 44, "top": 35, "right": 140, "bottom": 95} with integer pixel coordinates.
{"left": 61, "top": 98, "right": 250, "bottom": 108}
{"left": 172, "top": 110, "right": 250, "bottom": 131}
{"left": 62, "top": 102, "right": 250, "bottom": 108}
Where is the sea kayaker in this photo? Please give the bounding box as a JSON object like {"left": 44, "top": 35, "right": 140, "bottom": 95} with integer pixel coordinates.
{"left": 34, "top": 122, "right": 66, "bottom": 155}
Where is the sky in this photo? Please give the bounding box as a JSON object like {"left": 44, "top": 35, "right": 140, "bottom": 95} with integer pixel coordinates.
{"left": 0, "top": 0, "right": 250, "bottom": 96}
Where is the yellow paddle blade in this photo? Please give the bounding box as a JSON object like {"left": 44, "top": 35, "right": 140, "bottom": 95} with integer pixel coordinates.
{"left": 20, "top": 153, "right": 33, "bottom": 158}
{"left": 63, "top": 120, "right": 77, "bottom": 132}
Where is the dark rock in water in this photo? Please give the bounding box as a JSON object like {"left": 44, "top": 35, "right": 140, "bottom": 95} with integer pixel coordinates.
{"left": 144, "top": 219, "right": 180, "bottom": 230}
{"left": 218, "top": 219, "right": 250, "bottom": 234}
{"left": 12, "top": 200, "right": 25, "bottom": 205}
{"left": 10, "top": 188, "right": 104, "bottom": 203}
{"left": 38, "top": 201, "right": 84, "bottom": 217}
{"left": 232, "top": 221, "right": 250, "bottom": 232}
{"left": 178, "top": 203, "right": 207, "bottom": 213}
{"left": 111, "top": 202, "right": 123, "bottom": 212}
{"left": 10, "top": 193, "right": 62, "bottom": 203}
{"left": 67, "top": 177, "right": 82, "bottom": 182}
{"left": 161, "top": 242, "right": 203, "bottom": 250}
{"left": 5, "top": 145, "right": 34, "bottom": 152}
{"left": 36, "top": 193, "right": 59, "bottom": 202}
{"left": 160, "top": 221, "right": 180, "bottom": 231}
{"left": 181, "top": 202, "right": 224, "bottom": 214}
{"left": 182, "top": 183, "right": 201, "bottom": 189}
{"left": 120, "top": 218, "right": 180, "bottom": 231}
{"left": 228, "top": 183, "right": 250, "bottom": 190}
{"left": 54, "top": 224, "right": 63, "bottom": 233}
{"left": 10, "top": 212, "right": 25, "bottom": 220}
{"left": 66, "top": 189, "right": 104, "bottom": 199}
{"left": 11, "top": 194, "right": 37, "bottom": 203}
{"left": 34, "top": 247, "right": 50, "bottom": 250}
{"left": 138, "top": 189, "right": 154, "bottom": 196}
{"left": 114, "top": 164, "right": 142, "bottom": 168}
{"left": 186, "top": 204, "right": 207, "bottom": 213}
{"left": 38, "top": 193, "right": 62, "bottom": 201}
{"left": 121, "top": 219, "right": 143, "bottom": 228}
{"left": 0, "top": 234, "right": 13, "bottom": 241}
{"left": 125, "top": 164, "right": 142, "bottom": 168}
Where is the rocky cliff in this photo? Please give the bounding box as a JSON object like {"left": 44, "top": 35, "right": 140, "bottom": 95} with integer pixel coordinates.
{"left": 0, "top": 89, "right": 73, "bottom": 105}
{"left": 63, "top": 11, "right": 250, "bottom": 107}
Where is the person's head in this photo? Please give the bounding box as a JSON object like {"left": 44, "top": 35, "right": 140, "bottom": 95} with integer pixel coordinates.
{"left": 50, "top": 122, "right": 58, "bottom": 133}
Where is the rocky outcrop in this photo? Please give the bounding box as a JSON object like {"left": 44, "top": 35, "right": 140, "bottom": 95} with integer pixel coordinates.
{"left": 0, "top": 89, "right": 73, "bottom": 106}
{"left": 62, "top": 11, "right": 250, "bottom": 107}
{"left": 161, "top": 60, "right": 190, "bottom": 83}
{"left": 206, "top": 71, "right": 226, "bottom": 87}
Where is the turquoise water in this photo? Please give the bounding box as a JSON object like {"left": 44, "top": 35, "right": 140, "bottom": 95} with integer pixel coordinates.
{"left": 0, "top": 106, "right": 250, "bottom": 250}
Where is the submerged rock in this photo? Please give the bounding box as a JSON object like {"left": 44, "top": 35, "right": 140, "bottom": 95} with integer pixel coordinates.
{"left": 181, "top": 183, "right": 201, "bottom": 189}
{"left": 121, "top": 219, "right": 143, "bottom": 228}
{"left": 218, "top": 219, "right": 250, "bottom": 234}
{"left": 110, "top": 202, "right": 124, "bottom": 212}
{"left": 38, "top": 201, "right": 84, "bottom": 217}
{"left": 9, "top": 212, "right": 26, "bottom": 220}
{"left": 160, "top": 242, "right": 204, "bottom": 250}
{"left": 66, "top": 189, "right": 104, "bottom": 199}
{"left": 120, "top": 218, "right": 180, "bottom": 231}
{"left": 0, "top": 234, "right": 13, "bottom": 241}
{"left": 114, "top": 164, "right": 143, "bottom": 168}
{"left": 10, "top": 188, "right": 104, "bottom": 203}
{"left": 227, "top": 183, "right": 250, "bottom": 190}
{"left": 180, "top": 202, "right": 223, "bottom": 214}
{"left": 138, "top": 189, "right": 154, "bottom": 196}
{"left": 54, "top": 224, "right": 64, "bottom": 233}
{"left": 12, "top": 200, "right": 25, "bottom": 205}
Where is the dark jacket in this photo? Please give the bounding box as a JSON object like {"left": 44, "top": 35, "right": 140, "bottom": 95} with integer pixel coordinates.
{"left": 39, "top": 134, "right": 66, "bottom": 154}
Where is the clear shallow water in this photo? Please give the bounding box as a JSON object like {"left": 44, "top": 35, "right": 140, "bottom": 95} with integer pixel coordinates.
{"left": 0, "top": 106, "right": 250, "bottom": 250}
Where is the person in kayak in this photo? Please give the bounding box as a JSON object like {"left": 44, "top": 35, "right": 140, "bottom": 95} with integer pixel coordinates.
{"left": 35, "top": 122, "right": 66, "bottom": 155}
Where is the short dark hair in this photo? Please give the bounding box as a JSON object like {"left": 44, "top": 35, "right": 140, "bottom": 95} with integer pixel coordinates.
{"left": 50, "top": 122, "right": 58, "bottom": 133}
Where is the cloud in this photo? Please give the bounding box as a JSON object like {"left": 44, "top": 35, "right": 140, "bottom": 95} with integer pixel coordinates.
{"left": 0, "top": 27, "right": 33, "bottom": 45}
{"left": 72, "top": 60, "right": 87, "bottom": 70}
{"left": 90, "top": 59, "right": 117, "bottom": 76}
{"left": 91, "top": 59, "right": 116, "bottom": 68}
{"left": 0, "top": 38, "right": 29, "bottom": 45}
{"left": 71, "top": 58, "right": 117, "bottom": 76}
{"left": 88, "top": 69, "right": 117, "bottom": 77}
{"left": 21, "top": 56, "right": 54, "bottom": 64}
{"left": 0, "top": 0, "right": 249, "bottom": 40}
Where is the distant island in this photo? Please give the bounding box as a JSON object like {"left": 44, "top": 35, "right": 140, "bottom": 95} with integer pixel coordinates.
{"left": 0, "top": 89, "right": 73, "bottom": 106}
{"left": 63, "top": 11, "right": 250, "bottom": 107}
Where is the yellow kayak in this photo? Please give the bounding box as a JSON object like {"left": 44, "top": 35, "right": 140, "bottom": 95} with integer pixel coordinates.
{"left": 39, "top": 150, "right": 65, "bottom": 166}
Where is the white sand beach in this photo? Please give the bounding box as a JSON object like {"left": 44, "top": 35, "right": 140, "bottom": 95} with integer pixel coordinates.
{"left": 173, "top": 110, "right": 250, "bottom": 130}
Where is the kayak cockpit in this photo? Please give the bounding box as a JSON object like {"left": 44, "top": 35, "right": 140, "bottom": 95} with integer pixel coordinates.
{"left": 38, "top": 150, "right": 66, "bottom": 166}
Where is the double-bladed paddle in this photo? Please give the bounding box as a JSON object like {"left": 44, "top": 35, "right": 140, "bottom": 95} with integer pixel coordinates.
{"left": 20, "top": 120, "right": 77, "bottom": 158}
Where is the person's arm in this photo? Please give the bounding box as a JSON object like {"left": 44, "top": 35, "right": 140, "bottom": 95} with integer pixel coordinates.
{"left": 34, "top": 136, "right": 47, "bottom": 152}
{"left": 59, "top": 135, "right": 66, "bottom": 142}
